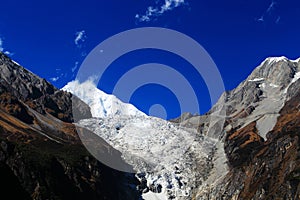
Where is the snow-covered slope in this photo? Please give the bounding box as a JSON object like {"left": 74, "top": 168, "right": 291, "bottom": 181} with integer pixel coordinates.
{"left": 63, "top": 79, "right": 219, "bottom": 199}
{"left": 62, "top": 80, "right": 146, "bottom": 118}
{"left": 78, "top": 115, "right": 218, "bottom": 200}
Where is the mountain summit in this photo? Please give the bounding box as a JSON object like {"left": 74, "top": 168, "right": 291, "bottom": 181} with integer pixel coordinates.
{"left": 62, "top": 80, "right": 146, "bottom": 118}
{"left": 173, "top": 56, "right": 300, "bottom": 199}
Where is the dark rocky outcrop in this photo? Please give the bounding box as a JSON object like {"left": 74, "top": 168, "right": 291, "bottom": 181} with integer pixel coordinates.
{"left": 225, "top": 122, "right": 264, "bottom": 168}
{"left": 0, "top": 52, "right": 140, "bottom": 200}
{"left": 0, "top": 92, "right": 34, "bottom": 124}
{"left": 0, "top": 53, "right": 92, "bottom": 123}
{"left": 0, "top": 137, "right": 140, "bottom": 200}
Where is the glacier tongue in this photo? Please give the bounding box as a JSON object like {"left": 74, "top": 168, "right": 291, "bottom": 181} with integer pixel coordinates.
{"left": 63, "top": 80, "right": 218, "bottom": 200}
{"left": 62, "top": 80, "right": 146, "bottom": 118}
{"left": 77, "top": 115, "right": 217, "bottom": 200}
{"left": 62, "top": 79, "right": 218, "bottom": 199}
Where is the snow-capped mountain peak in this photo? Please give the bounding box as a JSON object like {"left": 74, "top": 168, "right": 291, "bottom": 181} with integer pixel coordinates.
{"left": 62, "top": 80, "right": 218, "bottom": 200}
{"left": 62, "top": 80, "right": 146, "bottom": 118}
{"left": 265, "top": 56, "right": 288, "bottom": 64}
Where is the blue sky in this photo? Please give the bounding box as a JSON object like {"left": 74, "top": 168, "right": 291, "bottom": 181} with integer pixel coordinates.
{"left": 0, "top": 0, "right": 300, "bottom": 119}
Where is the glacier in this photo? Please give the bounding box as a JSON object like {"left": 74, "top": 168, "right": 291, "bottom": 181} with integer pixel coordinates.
{"left": 77, "top": 115, "right": 217, "bottom": 200}
{"left": 63, "top": 80, "right": 219, "bottom": 199}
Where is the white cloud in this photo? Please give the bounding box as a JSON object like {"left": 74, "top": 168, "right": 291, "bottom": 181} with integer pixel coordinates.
{"left": 3, "top": 51, "right": 12, "bottom": 56}
{"left": 276, "top": 16, "right": 281, "bottom": 24}
{"left": 0, "top": 37, "right": 13, "bottom": 56}
{"left": 50, "top": 72, "right": 65, "bottom": 82}
{"left": 74, "top": 30, "right": 87, "bottom": 47}
{"left": 266, "top": 1, "right": 276, "bottom": 14}
{"left": 50, "top": 77, "right": 60, "bottom": 82}
{"left": 72, "top": 61, "right": 79, "bottom": 73}
{"left": 256, "top": 1, "right": 279, "bottom": 24}
{"left": 0, "top": 37, "right": 3, "bottom": 52}
{"left": 136, "top": 0, "right": 187, "bottom": 22}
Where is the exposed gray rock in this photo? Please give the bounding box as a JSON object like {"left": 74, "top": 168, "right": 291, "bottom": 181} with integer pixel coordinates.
{"left": 191, "top": 56, "right": 300, "bottom": 199}
{"left": 0, "top": 52, "right": 92, "bottom": 122}
{"left": 176, "top": 56, "right": 300, "bottom": 140}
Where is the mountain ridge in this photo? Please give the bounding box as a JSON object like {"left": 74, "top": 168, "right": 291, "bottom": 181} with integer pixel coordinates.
{"left": 1, "top": 51, "right": 300, "bottom": 200}
{"left": 0, "top": 52, "right": 141, "bottom": 200}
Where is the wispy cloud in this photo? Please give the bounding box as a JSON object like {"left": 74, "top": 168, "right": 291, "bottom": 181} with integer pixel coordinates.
{"left": 257, "top": 15, "right": 264, "bottom": 22}
{"left": 74, "top": 30, "right": 87, "bottom": 56}
{"left": 0, "top": 37, "right": 13, "bottom": 56}
{"left": 256, "top": 1, "right": 280, "bottom": 24}
{"left": 72, "top": 61, "right": 79, "bottom": 73}
{"left": 74, "top": 30, "right": 87, "bottom": 48}
{"left": 276, "top": 16, "right": 281, "bottom": 24}
{"left": 136, "top": 0, "right": 187, "bottom": 22}
{"left": 50, "top": 69, "right": 65, "bottom": 82}
{"left": 266, "top": 1, "right": 277, "bottom": 14}
{"left": 50, "top": 31, "right": 87, "bottom": 83}
{"left": 50, "top": 77, "right": 60, "bottom": 82}
{"left": 0, "top": 38, "right": 3, "bottom": 52}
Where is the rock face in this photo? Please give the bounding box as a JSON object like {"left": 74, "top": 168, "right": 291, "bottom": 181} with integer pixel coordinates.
{"left": 0, "top": 53, "right": 92, "bottom": 123}
{"left": 190, "top": 56, "right": 300, "bottom": 199}
{"left": 200, "top": 84, "right": 300, "bottom": 200}
{"left": 0, "top": 52, "right": 140, "bottom": 200}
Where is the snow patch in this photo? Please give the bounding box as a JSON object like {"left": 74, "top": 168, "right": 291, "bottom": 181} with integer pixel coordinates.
{"left": 256, "top": 114, "right": 280, "bottom": 140}
{"left": 248, "top": 78, "right": 265, "bottom": 82}
{"left": 270, "top": 83, "right": 279, "bottom": 88}
{"left": 12, "top": 60, "right": 21, "bottom": 66}
{"left": 142, "top": 191, "right": 168, "bottom": 200}
{"left": 266, "top": 56, "right": 287, "bottom": 65}
{"left": 284, "top": 71, "right": 300, "bottom": 94}
{"left": 259, "top": 82, "right": 266, "bottom": 89}
{"left": 291, "top": 57, "right": 300, "bottom": 63}
{"left": 291, "top": 72, "right": 300, "bottom": 84}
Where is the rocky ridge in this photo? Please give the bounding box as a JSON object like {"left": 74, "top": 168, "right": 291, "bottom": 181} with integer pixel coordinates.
{"left": 0, "top": 52, "right": 140, "bottom": 200}
{"left": 0, "top": 53, "right": 92, "bottom": 123}
{"left": 176, "top": 56, "right": 300, "bottom": 199}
